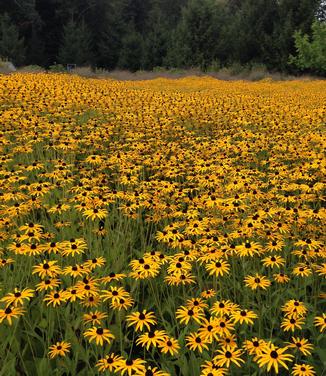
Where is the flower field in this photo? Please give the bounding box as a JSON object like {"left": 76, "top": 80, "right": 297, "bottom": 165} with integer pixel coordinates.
{"left": 0, "top": 73, "right": 325, "bottom": 376}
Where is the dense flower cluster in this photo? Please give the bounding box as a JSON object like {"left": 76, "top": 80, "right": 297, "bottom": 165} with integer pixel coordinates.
{"left": 0, "top": 73, "right": 325, "bottom": 375}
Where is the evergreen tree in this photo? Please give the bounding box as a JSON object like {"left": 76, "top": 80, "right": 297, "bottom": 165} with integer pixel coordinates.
{"left": 97, "top": 1, "right": 124, "bottom": 69}
{"left": 27, "top": 25, "right": 46, "bottom": 66}
{"left": 142, "top": 2, "right": 169, "bottom": 69}
{"left": 0, "top": 0, "right": 323, "bottom": 73}
{"left": 58, "top": 19, "right": 93, "bottom": 66}
{"left": 118, "top": 25, "right": 144, "bottom": 71}
{"left": 276, "top": 0, "right": 320, "bottom": 69}
{"left": 172, "top": 0, "right": 220, "bottom": 69}
{"left": 0, "top": 13, "right": 25, "bottom": 65}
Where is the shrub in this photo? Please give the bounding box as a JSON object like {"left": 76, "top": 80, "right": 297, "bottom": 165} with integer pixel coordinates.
{"left": 289, "top": 21, "right": 326, "bottom": 75}
{"left": 48, "top": 64, "right": 65, "bottom": 73}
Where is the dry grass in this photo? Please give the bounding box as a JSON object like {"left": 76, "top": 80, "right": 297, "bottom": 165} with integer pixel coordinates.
{"left": 2, "top": 62, "right": 323, "bottom": 82}
{"left": 71, "top": 67, "right": 321, "bottom": 82}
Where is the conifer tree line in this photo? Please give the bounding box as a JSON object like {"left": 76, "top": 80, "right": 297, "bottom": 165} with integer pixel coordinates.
{"left": 0, "top": 0, "right": 325, "bottom": 73}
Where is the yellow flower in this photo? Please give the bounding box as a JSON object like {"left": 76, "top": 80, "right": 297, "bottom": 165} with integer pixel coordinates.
{"left": 83, "top": 326, "right": 115, "bottom": 346}
{"left": 213, "top": 346, "right": 245, "bottom": 368}
{"left": 255, "top": 343, "right": 294, "bottom": 374}
{"left": 48, "top": 341, "right": 71, "bottom": 359}
{"left": 126, "top": 310, "right": 157, "bottom": 332}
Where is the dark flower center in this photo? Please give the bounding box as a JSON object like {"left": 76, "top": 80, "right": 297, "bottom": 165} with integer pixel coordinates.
{"left": 96, "top": 328, "right": 104, "bottom": 335}
{"left": 225, "top": 351, "right": 232, "bottom": 358}
{"left": 270, "top": 350, "right": 278, "bottom": 359}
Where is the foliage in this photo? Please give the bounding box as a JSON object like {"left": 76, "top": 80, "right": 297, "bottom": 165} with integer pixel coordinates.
{"left": 0, "top": 0, "right": 323, "bottom": 73}
{"left": 57, "top": 20, "right": 93, "bottom": 66}
{"left": 117, "top": 28, "right": 144, "bottom": 71}
{"left": 290, "top": 21, "right": 326, "bottom": 74}
{"left": 48, "top": 63, "right": 65, "bottom": 72}
{"left": 0, "top": 13, "right": 25, "bottom": 66}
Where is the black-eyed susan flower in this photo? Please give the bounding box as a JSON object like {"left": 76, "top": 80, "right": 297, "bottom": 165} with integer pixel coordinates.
{"left": 314, "top": 313, "right": 326, "bottom": 332}
{"left": 114, "top": 357, "right": 146, "bottom": 376}
{"left": 32, "top": 260, "right": 61, "bottom": 279}
{"left": 231, "top": 309, "right": 258, "bottom": 325}
{"left": 291, "top": 363, "right": 316, "bottom": 376}
{"left": 210, "top": 299, "right": 239, "bottom": 317}
{"left": 273, "top": 272, "right": 290, "bottom": 283}
{"left": 101, "top": 286, "right": 129, "bottom": 302}
{"left": 126, "top": 310, "right": 157, "bottom": 332}
{"left": 286, "top": 337, "right": 313, "bottom": 356}
{"left": 83, "top": 326, "right": 115, "bottom": 346}
{"left": 35, "top": 278, "right": 61, "bottom": 292}
{"left": 200, "top": 360, "right": 228, "bottom": 375}
{"left": 110, "top": 296, "right": 134, "bottom": 310}
{"left": 62, "top": 264, "right": 88, "bottom": 278}
{"left": 255, "top": 343, "right": 294, "bottom": 374}
{"left": 96, "top": 353, "right": 123, "bottom": 373}
{"left": 205, "top": 259, "right": 230, "bottom": 277}
{"left": 244, "top": 273, "right": 271, "bottom": 290}
{"left": 0, "top": 305, "right": 25, "bottom": 325}
{"left": 198, "top": 317, "right": 220, "bottom": 343}
{"left": 136, "top": 330, "right": 166, "bottom": 350}
{"left": 281, "top": 316, "right": 305, "bottom": 332}
{"left": 292, "top": 264, "right": 312, "bottom": 277}
{"left": 43, "top": 290, "right": 67, "bottom": 307}
{"left": 186, "top": 332, "right": 210, "bottom": 353}
{"left": 176, "top": 305, "right": 205, "bottom": 325}
{"left": 48, "top": 341, "right": 71, "bottom": 359}
{"left": 83, "top": 207, "right": 108, "bottom": 220}
{"left": 83, "top": 310, "right": 108, "bottom": 325}
{"left": 262, "top": 255, "right": 285, "bottom": 268}
{"left": 0, "top": 258, "right": 15, "bottom": 268}
{"left": 201, "top": 289, "right": 216, "bottom": 299}
{"left": 157, "top": 336, "right": 180, "bottom": 355}
{"left": 0, "top": 288, "right": 34, "bottom": 307}
{"left": 282, "top": 300, "right": 308, "bottom": 318}
{"left": 243, "top": 337, "right": 268, "bottom": 356}
{"left": 213, "top": 346, "right": 245, "bottom": 368}
{"left": 83, "top": 257, "right": 106, "bottom": 271}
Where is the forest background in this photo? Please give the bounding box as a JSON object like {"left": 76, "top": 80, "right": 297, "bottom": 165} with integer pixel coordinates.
{"left": 0, "top": 0, "right": 325, "bottom": 75}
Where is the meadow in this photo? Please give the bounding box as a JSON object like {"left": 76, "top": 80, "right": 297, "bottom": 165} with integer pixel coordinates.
{"left": 0, "top": 73, "right": 325, "bottom": 376}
